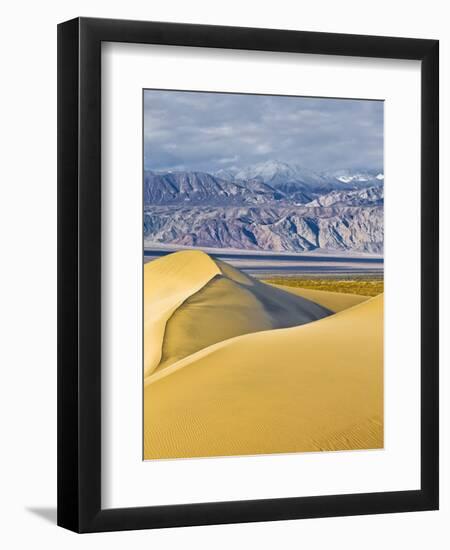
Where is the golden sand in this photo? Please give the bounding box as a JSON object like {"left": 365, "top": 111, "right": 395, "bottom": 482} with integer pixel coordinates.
{"left": 154, "top": 258, "right": 331, "bottom": 372}
{"left": 143, "top": 251, "right": 383, "bottom": 459}
{"left": 266, "top": 283, "right": 369, "bottom": 312}
{"left": 143, "top": 250, "right": 220, "bottom": 376}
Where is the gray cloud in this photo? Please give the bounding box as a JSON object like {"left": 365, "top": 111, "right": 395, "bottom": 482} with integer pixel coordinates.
{"left": 143, "top": 90, "right": 383, "bottom": 173}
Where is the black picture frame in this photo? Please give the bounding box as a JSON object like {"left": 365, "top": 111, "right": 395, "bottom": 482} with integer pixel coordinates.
{"left": 57, "top": 17, "right": 439, "bottom": 533}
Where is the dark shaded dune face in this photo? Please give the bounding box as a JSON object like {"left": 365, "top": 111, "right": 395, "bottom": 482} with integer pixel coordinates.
{"left": 157, "top": 262, "right": 332, "bottom": 371}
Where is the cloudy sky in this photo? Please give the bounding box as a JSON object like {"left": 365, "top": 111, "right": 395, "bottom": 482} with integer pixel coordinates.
{"left": 143, "top": 89, "right": 383, "bottom": 173}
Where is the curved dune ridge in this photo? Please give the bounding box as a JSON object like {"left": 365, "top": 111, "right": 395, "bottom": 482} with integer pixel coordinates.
{"left": 153, "top": 254, "right": 332, "bottom": 372}
{"left": 143, "top": 250, "right": 221, "bottom": 376}
{"left": 143, "top": 250, "right": 382, "bottom": 459}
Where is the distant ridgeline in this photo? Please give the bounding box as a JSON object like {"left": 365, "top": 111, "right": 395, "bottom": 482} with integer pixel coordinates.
{"left": 143, "top": 161, "right": 384, "bottom": 254}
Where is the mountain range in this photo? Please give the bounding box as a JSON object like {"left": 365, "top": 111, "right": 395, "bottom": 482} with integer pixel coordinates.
{"left": 143, "top": 160, "right": 384, "bottom": 254}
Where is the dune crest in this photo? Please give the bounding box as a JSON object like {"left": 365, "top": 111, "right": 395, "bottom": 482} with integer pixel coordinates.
{"left": 144, "top": 250, "right": 221, "bottom": 376}
{"left": 148, "top": 252, "right": 332, "bottom": 373}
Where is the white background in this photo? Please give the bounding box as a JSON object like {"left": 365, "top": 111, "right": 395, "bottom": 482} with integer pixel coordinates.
{"left": 102, "top": 43, "right": 421, "bottom": 508}
{"left": 0, "top": 0, "right": 448, "bottom": 548}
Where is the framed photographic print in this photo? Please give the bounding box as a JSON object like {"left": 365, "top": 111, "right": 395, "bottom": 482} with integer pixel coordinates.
{"left": 57, "top": 17, "right": 439, "bottom": 532}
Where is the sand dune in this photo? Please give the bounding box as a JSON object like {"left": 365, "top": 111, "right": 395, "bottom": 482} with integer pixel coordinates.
{"left": 154, "top": 255, "right": 332, "bottom": 372}
{"left": 144, "top": 289, "right": 384, "bottom": 459}
{"left": 143, "top": 250, "right": 221, "bottom": 376}
{"left": 266, "top": 283, "right": 369, "bottom": 312}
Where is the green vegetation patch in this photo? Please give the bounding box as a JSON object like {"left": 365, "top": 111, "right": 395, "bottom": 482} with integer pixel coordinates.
{"left": 264, "top": 277, "right": 384, "bottom": 297}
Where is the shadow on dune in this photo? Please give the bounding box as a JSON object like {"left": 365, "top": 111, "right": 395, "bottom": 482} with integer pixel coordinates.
{"left": 157, "top": 255, "right": 332, "bottom": 371}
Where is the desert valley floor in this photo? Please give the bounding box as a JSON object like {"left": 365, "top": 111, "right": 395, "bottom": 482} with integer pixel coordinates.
{"left": 143, "top": 249, "right": 383, "bottom": 459}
